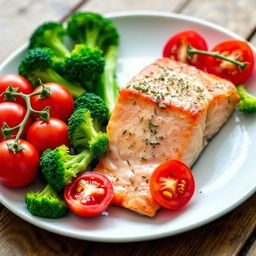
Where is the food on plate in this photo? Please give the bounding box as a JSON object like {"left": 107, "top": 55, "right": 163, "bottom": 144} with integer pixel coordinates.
{"left": 0, "top": 102, "right": 31, "bottom": 141}
{"left": 64, "top": 172, "right": 114, "bottom": 217}
{"left": 236, "top": 85, "right": 256, "bottom": 112}
{"left": 68, "top": 108, "right": 108, "bottom": 157}
{"left": 67, "top": 12, "right": 120, "bottom": 112}
{"left": 163, "top": 30, "right": 208, "bottom": 70}
{"left": 74, "top": 92, "right": 109, "bottom": 131}
{"left": 18, "top": 47, "right": 85, "bottom": 98}
{"left": 31, "top": 82, "right": 74, "bottom": 121}
{"left": 27, "top": 118, "right": 70, "bottom": 154}
{"left": 150, "top": 160, "right": 195, "bottom": 210}
{"left": 0, "top": 74, "right": 33, "bottom": 106}
{"left": 41, "top": 145, "right": 94, "bottom": 191}
{"left": 205, "top": 40, "right": 254, "bottom": 85}
{"left": 94, "top": 58, "right": 240, "bottom": 217}
{"left": 25, "top": 184, "right": 68, "bottom": 218}
{"left": 0, "top": 138, "right": 39, "bottom": 187}
{"left": 163, "top": 32, "right": 254, "bottom": 85}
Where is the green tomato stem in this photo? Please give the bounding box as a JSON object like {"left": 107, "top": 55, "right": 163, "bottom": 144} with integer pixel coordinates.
{"left": 0, "top": 84, "right": 51, "bottom": 153}
{"left": 187, "top": 44, "right": 248, "bottom": 70}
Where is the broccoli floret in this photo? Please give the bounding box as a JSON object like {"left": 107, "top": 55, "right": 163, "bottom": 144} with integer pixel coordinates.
{"left": 237, "top": 85, "right": 256, "bottom": 113}
{"left": 67, "top": 12, "right": 119, "bottom": 52}
{"left": 68, "top": 108, "right": 108, "bottom": 157}
{"left": 41, "top": 146, "right": 94, "bottom": 191}
{"left": 18, "top": 47, "right": 85, "bottom": 98}
{"left": 25, "top": 184, "right": 68, "bottom": 218}
{"left": 29, "top": 22, "right": 70, "bottom": 59}
{"left": 74, "top": 92, "right": 109, "bottom": 131}
{"left": 67, "top": 12, "right": 120, "bottom": 112}
{"left": 60, "top": 45, "right": 105, "bottom": 89}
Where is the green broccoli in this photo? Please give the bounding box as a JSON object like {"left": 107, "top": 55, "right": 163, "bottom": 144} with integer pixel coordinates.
{"left": 29, "top": 21, "right": 70, "bottom": 59}
{"left": 95, "top": 45, "right": 120, "bottom": 113}
{"left": 41, "top": 146, "right": 94, "bottom": 191}
{"left": 25, "top": 184, "right": 68, "bottom": 218}
{"left": 74, "top": 92, "right": 109, "bottom": 131}
{"left": 18, "top": 47, "right": 85, "bottom": 98}
{"left": 67, "top": 12, "right": 120, "bottom": 112}
{"left": 67, "top": 12, "right": 119, "bottom": 52}
{"left": 60, "top": 44, "right": 105, "bottom": 90}
{"left": 237, "top": 85, "right": 256, "bottom": 113}
{"left": 68, "top": 108, "right": 108, "bottom": 157}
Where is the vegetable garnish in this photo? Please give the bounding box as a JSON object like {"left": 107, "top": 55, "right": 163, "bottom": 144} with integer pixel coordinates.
{"left": 0, "top": 138, "right": 39, "bottom": 187}
{"left": 64, "top": 172, "right": 113, "bottom": 217}
{"left": 25, "top": 184, "right": 68, "bottom": 218}
{"left": 205, "top": 40, "right": 254, "bottom": 85}
{"left": 0, "top": 84, "right": 51, "bottom": 153}
{"left": 162, "top": 30, "right": 208, "bottom": 70}
{"left": 237, "top": 85, "right": 256, "bottom": 113}
{"left": 150, "top": 160, "right": 195, "bottom": 210}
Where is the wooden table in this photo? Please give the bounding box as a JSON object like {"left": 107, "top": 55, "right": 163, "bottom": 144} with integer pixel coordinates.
{"left": 0, "top": 0, "right": 255, "bottom": 255}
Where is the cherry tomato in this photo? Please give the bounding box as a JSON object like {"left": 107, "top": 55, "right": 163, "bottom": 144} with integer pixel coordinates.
{"left": 205, "top": 40, "right": 254, "bottom": 84}
{"left": 163, "top": 30, "right": 208, "bottom": 69}
{"left": 0, "top": 102, "right": 31, "bottom": 142}
{"left": 0, "top": 139, "right": 39, "bottom": 187}
{"left": 26, "top": 118, "right": 70, "bottom": 154}
{"left": 31, "top": 83, "right": 74, "bottom": 122}
{"left": 0, "top": 74, "right": 33, "bottom": 107}
{"left": 64, "top": 172, "right": 114, "bottom": 217}
{"left": 150, "top": 160, "right": 195, "bottom": 210}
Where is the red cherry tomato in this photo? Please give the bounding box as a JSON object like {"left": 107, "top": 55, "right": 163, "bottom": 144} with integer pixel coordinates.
{"left": 150, "top": 160, "right": 195, "bottom": 210}
{"left": 205, "top": 40, "right": 254, "bottom": 85}
{"left": 0, "top": 139, "right": 39, "bottom": 187}
{"left": 0, "top": 102, "right": 31, "bottom": 142}
{"left": 64, "top": 172, "right": 114, "bottom": 217}
{"left": 31, "top": 83, "right": 74, "bottom": 122}
{"left": 0, "top": 74, "right": 33, "bottom": 107}
{"left": 26, "top": 118, "right": 70, "bottom": 154}
{"left": 163, "top": 30, "right": 208, "bottom": 70}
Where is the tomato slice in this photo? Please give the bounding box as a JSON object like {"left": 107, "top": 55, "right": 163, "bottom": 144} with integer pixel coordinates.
{"left": 64, "top": 172, "right": 114, "bottom": 217}
{"left": 163, "top": 30, "right": 208, "bottom": 70}
{"left": 150, "top": 160, "right": 195, "bottom": 210}
{"left": 205, "top": 40, "right": 254, "bottom": 84}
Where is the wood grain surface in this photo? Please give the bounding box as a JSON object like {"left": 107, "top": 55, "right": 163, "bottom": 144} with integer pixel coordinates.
{"left": 0, "top": 0, "right": 255, "bottom": 255}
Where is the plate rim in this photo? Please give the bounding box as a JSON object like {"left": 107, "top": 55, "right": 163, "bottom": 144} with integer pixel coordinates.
{"left": 0, "top": 10, "right": 255, "bottom": 243}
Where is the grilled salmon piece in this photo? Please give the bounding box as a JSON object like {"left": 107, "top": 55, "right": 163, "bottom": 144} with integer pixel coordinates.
{"left": 94, "top": 58, "right": 240, "bottom": 217}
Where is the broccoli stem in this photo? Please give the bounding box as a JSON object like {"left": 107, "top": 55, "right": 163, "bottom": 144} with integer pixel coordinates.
{"left": 50, "top": 38, "right": 70, "bottom": 58}
{"left": 39, "top": 184, "right": 58, "bottom": 197}
{"left": 97, "top": 45, "right": 119, "bottom": 113}
{"left": 35, "top": 69, "right": 85, "bottom": 98}
{"left": 85, "top": 28, "right": 101, "bottom": 48}
{"left": 64, "top": 149, "right": 94, "bottom": 174}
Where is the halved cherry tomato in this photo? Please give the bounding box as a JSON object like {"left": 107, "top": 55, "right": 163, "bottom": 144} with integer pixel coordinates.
{"left": 26, "top": 118, "right": 70, "bottom": 154}
{"left": 0, "top": 74, "right": 33, "bottom": 107}
{"left": 0, "top": 102, "right": 31, "bottom": 142}
{"left": 64, "top": 172, "right": 114, "bottom": 217}
{"left": 31, "top": 83, "right": 74, "bottom": 122}
{"left": 150, "top": 160, "right": 195, "bottom": 210}
{"left": 0, "top": 139, "right": 39, "bottom": 187}
{"left": 163, "top": 30, "right": 208, "bottom": 69}
{"left": 205, "top": 40, "right": 254, "bottom": 84}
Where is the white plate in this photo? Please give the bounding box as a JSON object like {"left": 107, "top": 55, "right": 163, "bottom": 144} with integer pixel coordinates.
{"left": 0, "top": 11, "right": 256, "bottom": 242}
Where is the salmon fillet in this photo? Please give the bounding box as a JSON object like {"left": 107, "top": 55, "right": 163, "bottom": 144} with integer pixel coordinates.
{"left": 94, "top": 58, "right": 240, "bottom": 217}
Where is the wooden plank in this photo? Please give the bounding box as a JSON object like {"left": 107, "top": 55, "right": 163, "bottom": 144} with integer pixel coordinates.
{"left": 0, "top": 0, "right": 82, "bottom": 62}
{"left": 181, "top": 0, "right": 256, "bottom": 38}
{"left": 0, "top": 208, "right": 88, "bottom": 256}
{"left": 78, "top": 0, "right": 188, "bottom": 14}
{"left": 79, "top": 194, "right": 256, "bottom": 256}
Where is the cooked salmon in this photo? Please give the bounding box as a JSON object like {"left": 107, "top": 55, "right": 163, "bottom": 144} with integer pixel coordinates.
{"left": 94, "top": 58, "right": 240, "bottom": 217}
